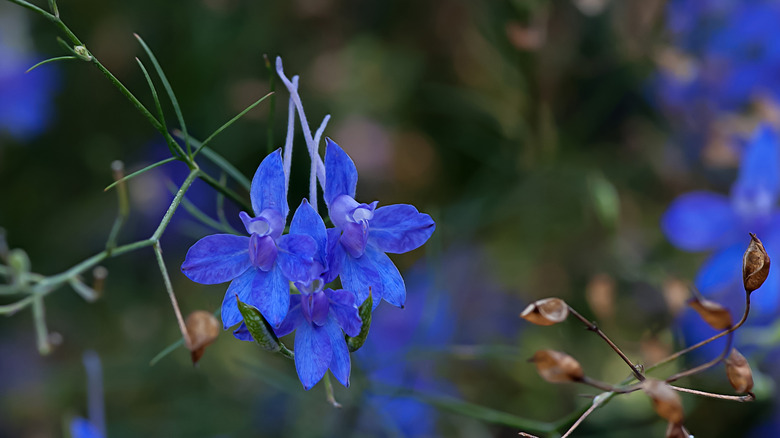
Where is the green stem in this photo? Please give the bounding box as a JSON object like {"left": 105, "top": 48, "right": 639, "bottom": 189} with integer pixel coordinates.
{"left": 32, "top": 295, "right": 51, "bottom": 355}
{"left": 152, "top": 169, "right": 200, "bottom": 241}
{"left": 324, "top": 373, "right": 342, "bottom": 408}
{"left": 0, "top": 295, "right": 35, "bottom": 315}
{"left": 153, "top": 243, "right": 192, "bottom": 349}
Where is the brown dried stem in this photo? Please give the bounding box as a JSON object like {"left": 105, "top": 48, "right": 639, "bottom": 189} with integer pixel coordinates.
{"left": 664, "top": 331, "right": 734, "bottom": 383}
{"left": 670, "top": 385, "right": 755, "bottom": 402}
{"left": 568, "top": 306, "right": 645, "bottom": 381}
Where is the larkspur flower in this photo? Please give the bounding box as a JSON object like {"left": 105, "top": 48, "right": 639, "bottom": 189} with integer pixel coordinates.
{"left": 662, "top": 124, "right": 780, "bottom": 355}
{"left": 181, "top": 149, "right": 316, "bottom": 328}
{"left": 324, "top": 139, "right": 435, "bottom": 309}
{"left": 273, "top": 199, "right": 362, "bottom": 390}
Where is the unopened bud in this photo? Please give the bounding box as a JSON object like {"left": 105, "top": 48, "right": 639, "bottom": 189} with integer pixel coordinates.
{"left": 725, "top": 348, "right": 754, "bottom": 394}
{"left": 92, "top": 266, "right": 108, "bottom": 294}
{"left": 642, "top": 379, "right": 684, "bottom": 425}
{"left": 743, "top": 233, "right": 770, "bottom": 293}
{"left": 688, "top": 297, "right": 732, "bottom": 330}
{"left": 520, "top": 298, "right": 569, "bottom": 326}
{"left": 185, "top": 310, "right": 220, "bottom": 364}
{"left": 73, "top": 45, "right": 93, "bottom": 61}
{"left": 529, "top": 350, "right": 584, "bottom": 383}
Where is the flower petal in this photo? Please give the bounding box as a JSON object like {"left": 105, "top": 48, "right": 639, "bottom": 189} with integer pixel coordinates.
{"left": 220, "top": 268, "right": 259, "bottom": 329}
{"left": 324, "top": 318, "right": 351, "bottom": 387}
{"left": 294, "top": 322, "right": 332, "bottom": 390}
{"left": 340, "top": 246, "right": 406, "bottom": 309}
{"left": 249, "top": 234, "right": 277, "bottom": 271}
{"left": 661, "top": 191, "right": 740, "bottom": 251}
{"left": 368, "top": 204, "right": 436, "bottom": 254}
{"left": 327, "top": 289, "right": 362, "bottom": 336}
{"left": 232, "top": 322, "right": 253, "bottom": 341}
{"left": 181, "top": 234, "right": 251, "bottom": 284}
{"left": 325, "top": 228, "right": 346, "bottom": 283}
{"left": 324, "top": 139, "right": 357, "bottom": 207}
{"left": 252, "top": 266, "right": 291, "bottom": 328}
{"left": 250, "top": 149, "right": 289, "bottom": 219}
{"left": 276, "top": 234, "right": 317, "bottom": 283}
{"left": 732, "top": 124, "right": 780, "bottom": 215}
{"left": 290, "top": 199, "right": 328, "bottom": 265}
{"left": 275, "top": 298, "right": 304, "bottom": 337}
{"left": 70, "top": 417, "right": 103, "bottom": 438}
{"left": 694, "top": 244, "right": 744, "bottom": 296}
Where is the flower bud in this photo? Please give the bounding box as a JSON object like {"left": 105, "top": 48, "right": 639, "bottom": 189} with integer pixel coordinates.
{"left": 725, "top": 348, "right": 754, "bottom": 394}
{"left": 642, "top": 379, "right": 684, "bottom": 425}
{"left": 529, "top": 350, "right": 584, "bottom": 383}
{"left": 743, "top": 233, "right": 770, "bottom": 293}
{"left": 185, "top": 310, "right": 220, "bottom": 364}
{"left": 73, "top": 45, "right": 93, "bottom": 61}
{"left": 520, "top": 298, "right": 569, "bottom": 326}
{"left": 687, "top": 297, "right": 732, "bottom": 330}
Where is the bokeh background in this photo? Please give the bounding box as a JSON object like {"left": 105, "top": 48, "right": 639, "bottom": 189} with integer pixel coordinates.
{"left": 2, "top": 0, "right": 780, "bottom": 436}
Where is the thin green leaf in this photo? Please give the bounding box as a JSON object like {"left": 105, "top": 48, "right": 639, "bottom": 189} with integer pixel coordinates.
{"left": 134, "top": 57, "right": 187, "bottom": 159}
{"left": 193, "top": 92, "right": 274, "bottom": 157}
{"left": 7, "top": 0, "right": 53, "bottom": 19}
{"left": 134, "top": 33, "right": 192, "bottom": 157}
{"left": 198, "top": 170, "right": 252, "bottom": 212}
{"left": 346, "top": 290, "right": 372, "bottom": 352}
{"left": 176, "top": 132, "right": 252, "bottom": 191}
{"left": 26, "top": 56, "right": 77, "bottom": 73}
{"left": 47, "top": 0, "right": 59, "bottom": 17}
{"left": 149, "top": 338, "right": 185, "bottom": 366}
{"left": 104, "top": 157, "right": 177, "bottom": 191}
{"left": 413, "top": 392, "right": 555, "bottom": 434}
{"left": 165, "top": 180, "right": 240, "bottom": 235}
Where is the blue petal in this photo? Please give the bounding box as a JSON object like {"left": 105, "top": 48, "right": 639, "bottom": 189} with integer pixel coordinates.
{"left": 220, "top": 268, "right": 259, "bottom": 329}
{"left": 732, "top": 125, "right": 780, "bottom": 220}
{"left": 70, "top": 417, "right": 103, "bottom": 438}
{"left": 290, "top": 199, "right": 328, "bottom": 265}
{"left": 324, "top": 317, "right": 351, "bottom": 387}
{"left": 327, "top": 289, "right": 362, "bottom": 336}
{"left": 275, "top": 298, "right": 304, "bottom": 337}
{"left": 250, "top": 149, "right": 289, "bottom": 219}
{"left": 294, "top": 322, "right": 332, "bottom": 390}
{"left": 661, "top": 191, "right": 740, "bottom": 251}
{"left": 253, "top": 266, "right": 291, "bottom": 328}
{"left": 340, "top": 246, "right": 406, "bottom": 309}
{"left": 694, "top": 244, "right": 744, "bottom": 296}
{"left": 181, "top": 234, "right": 251, "bottom": 284}
{"left": 325, "top": 228, "right": 346, "bottom": 283}
{"left": 368, "top": 204, "right": 436, "bottom": 254}
{"left": 324, "top": 139, "right": 358, "bottom": 207}
{"left": 232, "top": 323, "right": 254, "bottom": 341}
{"left": 249, "top": 234, "right": 277, "bottom": 271}
{"left": 276, "top": 234, "right": 317, "bottom": 283}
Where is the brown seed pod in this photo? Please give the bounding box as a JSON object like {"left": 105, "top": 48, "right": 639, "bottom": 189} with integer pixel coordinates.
{"left": 666, "top": 422, "right": 687, "bottom": 438}
{"left": 185, "top": 310, "right": 220, "bottom": 364}
{"left": 743, "top": 233, "right": 770, "bottom": 293}
{"left": 688, "top": 297, "right": 732, "bottom": 330}
{"left": 725, "top": 348, "right": 754, "bottom": 394}
{"left": 642, "top": 379, "right": 684, "bottom": 425}
{"left": 519, "top": 298, "right": 569, "bottom": 326}
{"left": 529, "top": 350, "right": 584, "bottom": 383}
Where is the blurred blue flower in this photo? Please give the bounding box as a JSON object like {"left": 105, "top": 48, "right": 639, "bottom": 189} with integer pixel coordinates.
{"left": 324, "top": 139, "right": 435, "bottom": 309}
{"left": 181, "top": 149, "right": 317, "bottom": 328}
{"left": 0, "top": 36, "right": 58, "bottom": 142}
{"left": 70, "top": 417, "right": 104, "bottom": 438}
{"left": 69, "top": 351, "right": 105, "bottom": 438}
{"left": 662, "top": 124, "right": 780, "bottom": 355}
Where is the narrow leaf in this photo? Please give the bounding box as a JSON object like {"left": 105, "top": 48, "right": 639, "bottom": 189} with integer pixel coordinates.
{"left": 193, "top": 92, "right": 274, "bottom": 157}
{"left": 165, "top": 181, "right": 240, "bottom": 235}
{"left": 104, "top": 157, "right": 177, "bottom": 191}
{"left": 346, "top": 291, "right": 372, "bottom": 352}
{"left": 26, "top": 56, "right": 77, "bottom": 73}
{"left": 134, "top": 33, "right": 192, "bottom": 157}
{"left": 236, "top": 296, "right": 282, "bottom": 352}
{"left": 177, "top": 132, "right": 251, "bottom": 191}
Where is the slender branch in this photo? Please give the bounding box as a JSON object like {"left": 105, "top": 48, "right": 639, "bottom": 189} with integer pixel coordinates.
{"left": 32, "top": 295, "right": 51, "bottom": 355}
{"left": 324, "top": 373, "right": 342, "bottom": 408}
{"left": 0, "top": 295, "right": 35, "bottom": 315}
{"left": 152, "top": 169, "right": 200, "bottom": 241}
{"left": 560, "top": 393, "right": 609, "bottom": 438}
{"left": 647, "top": 294, "right": 750, "bottom": 372}
{"left": 579, "top": 376, "right": 641, "bottom": 394}
{"left": 153, "top": 242, "right": 192, "bottom": 349}
{"left": 568, "top": 306, "right": 645, "bottom": 381}
{"left": 670, "top": 385, "right": 755, "bottom": 402}
{"left": 665, "top": 331, "right": 734, "bottom": 383}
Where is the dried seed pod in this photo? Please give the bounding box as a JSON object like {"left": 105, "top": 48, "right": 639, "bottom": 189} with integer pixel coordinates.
{"left": 529, "top": 350, "right": 584, "bottom": 383}
{"left": 185, "top": 310, "right": 220, "bottom": 364}
{"left": 585, "top": 273, "right": 615, "bottom": 320}
{"left": 520, "top": 298, "right": 569, "bottom": 326}
{"left": 688, "top": 297, "right": 732, "bottom": 330}
{"left": 725, "top": 348, "right": 754, "bottom": 394}
{"left": 642, "top": 379, "right": 684, "bottom": 425}
{"left": 743, "top": 233, "right": 770, "bottom": 293}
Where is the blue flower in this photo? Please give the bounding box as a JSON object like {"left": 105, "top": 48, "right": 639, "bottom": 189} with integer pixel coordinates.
{"left": 181, "top": 149, "right": 317, "bottom": 328}
{"left": 662, "top": 124, "right": 780, "bottom": 354}
{"left": 323, "top": 139, "right": 435, "bottom": 309}
{"left": 69, "top": 417, "right": 104, "bottom": 438}
{"left": 272, "top": 199, "right": 362, "bottom": 390}
{"left": 0, "top": 36, "right": 58, "bottom": 141}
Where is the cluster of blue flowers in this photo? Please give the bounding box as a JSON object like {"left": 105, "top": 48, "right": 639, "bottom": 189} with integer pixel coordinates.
{"left": 180, "top": 58, "right": 435, "bottom": 390}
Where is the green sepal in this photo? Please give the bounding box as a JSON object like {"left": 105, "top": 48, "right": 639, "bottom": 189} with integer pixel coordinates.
{"left": 236, "top": 296, "right": 282, "bottom": 352}
{"left": 346, "top": 291, "right": 373, "bottom": 352}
